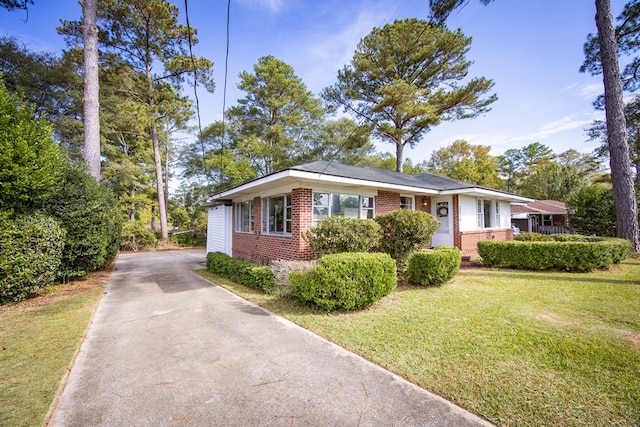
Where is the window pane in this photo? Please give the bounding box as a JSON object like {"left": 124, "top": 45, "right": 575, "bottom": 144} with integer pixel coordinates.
{"left": 269, "top": 196, "right": 284, "bottom": 233}
{"left": 484, "top": 200, "right": 492, "bottom": 228}
{"left": 313, "top": 206, "right": 329, "bottom": 221}
{"left": 333, "top": 194, "right": 359, "bottom": 217}
{"left": 314, "top": 193, "right": 329, "bottom": 206}
{"left": 400, "top": 196, "right": 414, "bottom": 210}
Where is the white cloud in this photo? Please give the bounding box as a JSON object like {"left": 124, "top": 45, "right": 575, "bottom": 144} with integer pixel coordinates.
{"left": 288, "top": 1, "right": 399, "bottom": 93}
{"left": 562, "top": 82, "right": 602, "bottom": 101}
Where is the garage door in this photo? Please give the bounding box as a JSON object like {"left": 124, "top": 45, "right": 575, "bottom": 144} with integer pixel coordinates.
{"left": 207, "top": 205, "right": 232, "bottom": 256}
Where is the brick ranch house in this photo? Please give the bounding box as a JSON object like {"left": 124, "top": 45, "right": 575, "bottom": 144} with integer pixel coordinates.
{"left": 205, "top": 161, "right": 532, "bottom": 262}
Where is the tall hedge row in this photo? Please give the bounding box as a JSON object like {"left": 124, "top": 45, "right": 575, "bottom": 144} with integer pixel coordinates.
{"left": 43, "top": 165, "right": 122, "bottom": 280}
{"left": 477, "top": 238, "right": 632, "bottom": 272}
{"left": 0, "top": 214, "right": 66, "bottom": 303}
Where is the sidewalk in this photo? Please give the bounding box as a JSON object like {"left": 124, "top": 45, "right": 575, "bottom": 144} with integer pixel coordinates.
{"left": 47, "top": 249, "right": 493, "bottom": 427}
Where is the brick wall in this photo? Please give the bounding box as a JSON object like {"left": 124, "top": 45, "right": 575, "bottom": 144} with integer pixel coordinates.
{"left": 459, "top": 228, "right": 513, "bottom": 258}
{"left": 376, "top": 191, "right": 400, "bottom": 215}
{"left": 232, "top": 189, "right": 315, "bottom": 264}
{"left": 416, "top": 196, "right": 431, "bottom": 213}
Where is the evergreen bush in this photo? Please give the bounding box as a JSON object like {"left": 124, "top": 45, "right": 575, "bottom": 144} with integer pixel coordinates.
{"left": 206, "top": 252, "right": 275, "bottom": 292}
{"left": 120, "top": 221, "right": 157, "bottom": 251}
{"left": 0, "top": 213, "right": 65, "bottom": 303}
{"left": 374, "top": 209, "right": 440, "bottom": 268}
{"left": 477, "top": 238, "right": 632, "bottom": 272}
{"left": 407, "top": 246, "right": 461, "bottom": 286}
{"left": 303, "top": 216, "right": 380, "bottom": 257}
{"left": 294, "top": 252, "right": 397, "bottom": 311}
{"left": 43, "top": 164, "right": 122, "bottom": 280}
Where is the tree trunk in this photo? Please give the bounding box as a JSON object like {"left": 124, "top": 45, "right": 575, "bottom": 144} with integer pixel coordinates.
{"left": 596, "top": 0, "right": 640, "bottom": 251}
{"left": 82, "top": 0, "right": 100, "bottom": 181}
{"left": 151, "top": 121, "right": 169, "bottom": 246}
{"left": 147, "top": 68, "right": 169, "bottom": 246}
{"left": 395, "top": 141, "right": 404, "bottom": 173}
{"left": 164, "top": 138, "right": 169, "bottom": 223}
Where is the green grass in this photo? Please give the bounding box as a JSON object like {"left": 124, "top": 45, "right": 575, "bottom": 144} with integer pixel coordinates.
{"left": 197, "top": 258, "right": 640, "bottom": 427}
{"left": 0, "top": 281, "right": 104, "bottom": 427}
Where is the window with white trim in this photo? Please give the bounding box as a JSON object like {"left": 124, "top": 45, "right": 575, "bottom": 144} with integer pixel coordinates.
{"left": 235, "top": 201, "right": 253, "bottom": 233}
{"left": 261, "top": 194, "right": 292, "bottom": 234}
{"left": 400, "top": 196, "right": 414, "bottom": 210}
{"left": 312, "top": 193, "right": 374, "bottom": 224}
{"left": 477, "top": 198, "right": 498, "bottom": 229}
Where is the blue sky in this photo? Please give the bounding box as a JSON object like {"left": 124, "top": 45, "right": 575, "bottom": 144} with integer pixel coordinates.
{"left": 0, "top": 0, "right": 629, "bottom": 164}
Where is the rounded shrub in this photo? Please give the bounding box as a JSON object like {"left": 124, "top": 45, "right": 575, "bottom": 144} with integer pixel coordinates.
{"left": 374, "top": 209, "right": 440, "bottom": 267}
{"left": 294, "top": 252, "right": 397, "bottom": 311}
{"left": 0, "top": 213, "right": 65, "bottom": 303}
{"left": 407, "top": 246, "right": 462, "bottom": 286}
{"left": 120, "top": 221, "right": 157, "bottom": 251}
{"left": 304, "top": 216, "right": 381, "bottom": 257}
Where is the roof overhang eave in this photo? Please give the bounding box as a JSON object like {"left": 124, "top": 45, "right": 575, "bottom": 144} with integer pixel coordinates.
{"left": 208, "top": 169, "right": 440, "bottom": 202}
{"left": 439, "top": 187, "right": 533, "bottom": 203}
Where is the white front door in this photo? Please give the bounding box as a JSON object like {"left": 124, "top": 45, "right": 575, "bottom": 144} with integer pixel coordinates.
{"left": 431, "top": 197, "right": 454, "bottom": 246}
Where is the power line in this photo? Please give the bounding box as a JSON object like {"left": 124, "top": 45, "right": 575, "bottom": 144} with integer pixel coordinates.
{"left": 221, "top": 0, "right": 231, "bottom": 150}
{"left": 184, "top": 0, "right": 211, "bottom": 184}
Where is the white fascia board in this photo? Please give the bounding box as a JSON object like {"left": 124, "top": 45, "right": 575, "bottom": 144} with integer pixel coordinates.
{"left": 439, "top": 187, "right": 533, "bottom": 203}
{"left": 287, "top": 170, "right": 439, "bottom": 194}
{"left": 211, "top": 170, "right": 293, "bottom": 201}
{"left": 210, "top": 169, "right": 439, "bottom": 201}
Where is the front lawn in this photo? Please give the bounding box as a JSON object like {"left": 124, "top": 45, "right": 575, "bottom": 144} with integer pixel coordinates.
{"left": 0, "top": 271, "right": 107, "bottom": 427}
{"left": 197, "top": 258, "right": 640, "bottom": 427}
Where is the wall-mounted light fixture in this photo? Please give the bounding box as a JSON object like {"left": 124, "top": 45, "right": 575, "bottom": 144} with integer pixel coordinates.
{"left": 421, "top": 196, "right": 429, "bottom": 207}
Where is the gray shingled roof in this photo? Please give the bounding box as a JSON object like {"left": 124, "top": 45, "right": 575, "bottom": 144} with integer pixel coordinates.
{"left": 291, "top": 160, "right": 480, "bottom": 191}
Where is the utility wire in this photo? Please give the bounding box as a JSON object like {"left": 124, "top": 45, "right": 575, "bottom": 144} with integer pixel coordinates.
{"left": 221, "top": 0, "right": 231, "bottom": 150}
{"left": 184, "top": 0, "right": 211, "bottom": 184}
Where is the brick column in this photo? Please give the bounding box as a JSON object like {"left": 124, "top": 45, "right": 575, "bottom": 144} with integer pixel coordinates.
{"left": 292, "top": 188, "right": 314, "bottom": 260}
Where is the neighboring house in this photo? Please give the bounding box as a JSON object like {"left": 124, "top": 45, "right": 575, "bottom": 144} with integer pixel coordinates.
{"left": 511, "top": 200, "right": 569, "bottom": 234}
{"left": 205, "top": 161, "right": 531, "bottom": 262}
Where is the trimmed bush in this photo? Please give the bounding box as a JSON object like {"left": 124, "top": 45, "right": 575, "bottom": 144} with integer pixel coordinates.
{"left": 120, "top": 221, "right": 157, "bottom": 251}
{"left": 374, "top": 209, "right": 440, "bottom": 268}
{"left": 270, "top": 259, "right": 316, "bottom": 298}
{"left": 43, "top": 164, "right": 122, "bottom": 280}
{"left": 304, "top": 216, "right": 380, "bottom": 257}
{"left": 206, "top": 252, "right": 275, "bottom": 292}
{"left": 477, "top": 238, "right": 632, "bottom": 272}
{"left": 0, "top": 213, "right": 65, "bottom": 303}
{"left": 294, "top": 252, "right": 397, "bottom": 311}
{"left": 407, "top": 246, "right": 461, "bottom": 286}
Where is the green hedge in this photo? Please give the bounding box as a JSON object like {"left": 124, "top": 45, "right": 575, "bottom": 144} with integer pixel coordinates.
{"left": 407, "top": 246, "right": 461, "bottom": 286}
{"left": 477, "top": 238, "right": 632, "bottom": 272}
{"left": 120, "top": 221, "right": 157, "bottom": 251}
{"left": 0, "top": 213, "right": 65, "bottom": 303}
{"left": 169, "top": 230, "right": 206, "bottom": 247}
{"left": 374, "top": 209, "right": 440, "bottom": 268}
{"left": 206, "top": 252, "right": 275, "bottom": 292}
{"left": 43, "top": 165, "right": 122, "bottom": 280}
{"left": 304, "top": 216, "right": 380, "bottom": 257}
{"left": 293, "top": 252, "right": 397, "bottom": 311}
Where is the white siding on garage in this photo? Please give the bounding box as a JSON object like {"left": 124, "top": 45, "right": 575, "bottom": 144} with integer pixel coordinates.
{"left": 207, "top": 205, "right": 232, "bottom": 256}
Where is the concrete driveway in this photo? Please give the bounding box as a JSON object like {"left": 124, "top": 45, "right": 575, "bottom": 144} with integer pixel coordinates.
{"left": 46, "top": 249, "right": 492, "bottom": 427}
